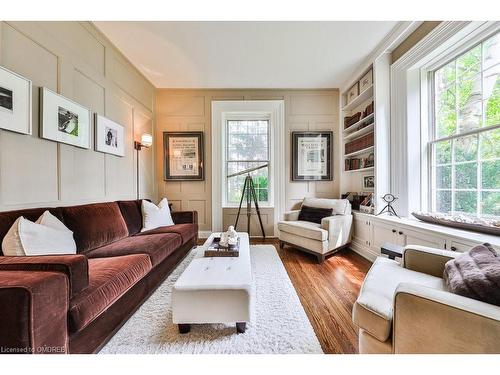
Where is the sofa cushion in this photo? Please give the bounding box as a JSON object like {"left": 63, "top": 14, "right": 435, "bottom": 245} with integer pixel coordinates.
{"left": 61, "top": 202, "right": 129, "bottom": 253}
{"left": 117, "top": 200, "right": 144, "bottom": 236}
{"left": 0, "top": 207, "right": 63, "bottom": 256}
{"left": 85, "top": 233, "right": 182, "bottom": 267}
{"left": 135, "top": 223, "right": 197, "bottom": 244}
{"left": 302, "top": 198, "right": 351, "bottom": 215}
{"left": 298, "top": 205, "right": 333, "bottom": 224}
{"left": 69, "top": 254, "right": 151, "bottom": 333}
{"left": 278, "top": 220, "right": 327, "bottom": 241}
{"left": 353, "top": 257, "right": 445, "bottom": 342}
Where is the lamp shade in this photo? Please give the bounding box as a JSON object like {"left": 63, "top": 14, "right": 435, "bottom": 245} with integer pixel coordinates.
{"left": 141, "top": 133, "right": 153, "bottom": 148}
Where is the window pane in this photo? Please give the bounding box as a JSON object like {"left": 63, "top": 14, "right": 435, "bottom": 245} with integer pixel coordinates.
{"left": 455, "top": 191, "right": 477, "bottom": 214}
{"left": 483, "top": 33, "right": 500, "bottom": 70}
{"left": 435, "top": 87, "right": 456, "bottom": 138}
{"left": 483, "top": 65, "right": 500, "bottom": 127}
{"left": 480, "top": 128, "right": 500, "bottom": 160}
{"left": 454, "top": 135, "right": 477, "bottom": 162}
{"left": 435, "top": 61, "right": 455, "bottom": 90}
{"left": 436, "top": 165, "right": 451, "bottom": 188}
{"left": 482, "top": 160, "right": 500, "bottom": 189}
{"left": 435, "top": 140, "right": 452, "bottom": 164}
{"left": 481, "top": 192, "right": 500, "bottom": 216}
{"left": 436, "top": 190, "right": 452, "bottom": 213}
{"left": 455, "top": 162, "right": 477, "bottom": 189}
{"left": 457, "top": 73, "right": 482, "bottom": 133}
{"left": 457, "top": 44, "right": 481, "bottom": 80}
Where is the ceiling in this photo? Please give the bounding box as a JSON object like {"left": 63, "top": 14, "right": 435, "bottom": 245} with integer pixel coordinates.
{"left": 94, "top": 21, "right": 400, "bottom": 89}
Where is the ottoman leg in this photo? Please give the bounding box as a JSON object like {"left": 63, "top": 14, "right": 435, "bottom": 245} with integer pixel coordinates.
{"left": 236, "top": 322, "right": 246, "bottom": 334}
{"left": 178, "top": 324, "right": 191, "bottom": 334}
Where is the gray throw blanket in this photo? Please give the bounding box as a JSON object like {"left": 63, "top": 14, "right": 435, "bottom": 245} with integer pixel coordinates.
{"left": 444, "top": 243, "right": 500, "bottom": 307}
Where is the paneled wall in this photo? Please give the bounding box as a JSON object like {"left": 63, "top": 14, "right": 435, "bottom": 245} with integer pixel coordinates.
{"left": 0, "top": 22, "right": 156, "bottom": 211}
{"left": 156, "top": 89, "right": 339, "bottom": 235}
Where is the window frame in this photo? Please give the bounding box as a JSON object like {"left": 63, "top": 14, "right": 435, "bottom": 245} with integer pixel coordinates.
{"left": 427, "top": 30, "right": 500, "bottom": 217}
{"left": 224, "top": 116, "right": 271, "bottom": 207}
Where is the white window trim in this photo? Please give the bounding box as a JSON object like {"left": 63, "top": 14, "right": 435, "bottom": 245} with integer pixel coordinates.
{"left": 211, "top": 100, "right": 285, "bottom": 234}
{"left": 390, "top": 21, "right": 499, "bottom": 217}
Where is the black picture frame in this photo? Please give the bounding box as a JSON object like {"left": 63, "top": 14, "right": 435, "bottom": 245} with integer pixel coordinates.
{"left": 163, "top": 131, "right": 204, "bottom": 181}
{"left": 291, "top": 131, "right": 333, "bottom": 181}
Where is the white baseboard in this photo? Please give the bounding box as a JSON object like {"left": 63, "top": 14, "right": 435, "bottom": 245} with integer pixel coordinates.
{"left": 350, "top": 241, "right": 378, "bottom": 262}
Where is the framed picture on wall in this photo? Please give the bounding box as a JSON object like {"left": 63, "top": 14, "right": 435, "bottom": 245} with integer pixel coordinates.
{"left": 40, "top": 87, "right": 91, "bottom": 149}
{"left": 163, "top": 131, "right": 204, "bottom": 181}
{"left": 95, "top": 114, "right": 125, "bottom": 157}
{"left": 0, "top": 65, "right": 32, "bottom": 135}
{"left": 291, "top": 131, "right": 333, "bottom": 181}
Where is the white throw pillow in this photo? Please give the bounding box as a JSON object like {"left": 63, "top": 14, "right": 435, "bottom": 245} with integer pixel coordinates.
{"left": 141, "top": 198, "right": 174, "bottom": 232}
{"left": 1, "top": 211, "right": 77, "bottom": 256}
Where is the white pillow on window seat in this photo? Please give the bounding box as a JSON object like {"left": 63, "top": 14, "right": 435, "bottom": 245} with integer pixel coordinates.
{"left": 1, "top": 210, "right": 77, "bottom": 256}
{"left": 141, "top": 198, "right": 174, "bottom": 232}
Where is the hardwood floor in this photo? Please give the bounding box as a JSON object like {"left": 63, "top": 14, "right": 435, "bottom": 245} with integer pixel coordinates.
{"left": 197, "top": 237, "right": 371, "bottom": 354}
{"left": 251, "top": 238, "right": 371, "bottom": 354}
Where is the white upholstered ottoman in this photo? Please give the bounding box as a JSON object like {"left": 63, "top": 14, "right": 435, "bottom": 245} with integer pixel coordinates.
{"left": 172, "top": 232, "right": 252, "bottom": 333}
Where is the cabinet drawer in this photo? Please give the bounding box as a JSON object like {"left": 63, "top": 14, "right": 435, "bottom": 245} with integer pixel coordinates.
{"left": 401, "top": 228, "right": 446, "bottom": 249}
{"left": 449, "top": 240, "right": 476, "bottom": 253}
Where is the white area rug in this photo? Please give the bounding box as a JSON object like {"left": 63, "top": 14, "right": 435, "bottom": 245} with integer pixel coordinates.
{"left": 100, "top": 245, "right": 323, "bottom": 354}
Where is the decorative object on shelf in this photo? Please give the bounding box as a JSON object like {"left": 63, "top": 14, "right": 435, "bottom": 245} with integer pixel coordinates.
{"left": 0, "top": 65, "right": 32, "bottom": 135}
{"left": 163, "top": 131, "right": 204, "bottom": 181}
{"left": 376, "top": 193, "right": 400, "bottom": 218}
{"left": 344, "top": 112, "right": 362, "bottom": 129}
{"left": 292, "top": 131, "right": 333, "bottom": 181}
{"left": 360, "top": 69, "right": 373, "bottom": 92}
{"left": 351, "top": 194, "right": 370, "bottom": 211}
{"left": 345, "top": 131, "right": 374, "bottom": 155}
{"left": 347, "top": 82, "right": 359, "bottom": 104}
{"left": 40, "top": 87, "right": 91, "bottom": 149}
{"left": 365, "top": 153, "right": 374, "bottom": 168}
{"left": 228, "top": 164, "right": 267, "bottom": 238}
{"left": 363, "top": 175, "right": 375, "bottom": 190}
{"left": 359, "top": 193, "right": 374, "bottom": 214}
{"left": 134, "top": 133, "right": 153, "bottom": 199}
{"left": 95, "top": 114, "right": 125, "bottom": 157}
{"left": 363, "top": 101, "right": 374, "bottom": 117}
{"left": 412, "top": 211, "right": 500, "bottom": 236}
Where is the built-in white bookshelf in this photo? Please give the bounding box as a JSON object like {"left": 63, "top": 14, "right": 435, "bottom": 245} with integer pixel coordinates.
{"left": 339, "top": 54, "right": 391, "bottom": 213}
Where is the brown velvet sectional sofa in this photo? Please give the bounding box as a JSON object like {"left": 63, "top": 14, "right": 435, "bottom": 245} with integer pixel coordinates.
{"left": 0, "top": 199, "right": 197, "bottom": 354}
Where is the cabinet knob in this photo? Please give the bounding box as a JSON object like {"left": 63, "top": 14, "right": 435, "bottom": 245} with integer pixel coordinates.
{"left": 398, "top": 231, "right": 403, "bottom": 235}
{"left": 451, "top": 246, "right": 457, "bottom": 251}
{"left": 392, "top": 229, "right": 396, "bottom": 233}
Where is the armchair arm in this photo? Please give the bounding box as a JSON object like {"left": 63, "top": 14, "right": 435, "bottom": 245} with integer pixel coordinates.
{"left": 0, "top": 271, "right": 69, "bottom": 353}
{"left": 0, "top": 254, "right": 88, "bottom": 297}
{"left": 172, "top": 210, "right": 198, "bottom": 225}
{"left": 321, "top": 215, "right": 353, "bottom": 250}
{"left": 393, "top": 283, "right": 500, "bottom": 353}
{"left": 403, "top": 245, "right": 458, "bottom": 278}
{"left": 283, "top": 210, "right": 300, "bottom": 221}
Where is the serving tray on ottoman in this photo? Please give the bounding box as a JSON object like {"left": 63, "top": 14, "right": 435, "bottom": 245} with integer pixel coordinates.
{"left": 204, "top": 237, "right": 240, "bottom": 257}
{"left": 172, "top": 232, "right": 252, "bottom": 334}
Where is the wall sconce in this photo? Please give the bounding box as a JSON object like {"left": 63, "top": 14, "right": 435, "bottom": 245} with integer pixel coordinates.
{"left": 134, "top": 133, "right": 153, "bottom": 199}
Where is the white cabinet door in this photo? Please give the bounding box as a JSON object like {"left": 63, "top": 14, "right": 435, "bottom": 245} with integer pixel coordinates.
{"left": 400, "top": 227, "right": 446, "bottom": 249}
{"left": 353, "top": 216, "right": 371, "bottom": 247}
{"left": 449, "top": 239, "right": 476, "bottom": 253}
{"left": 370, "top": 220, "right": 399, "bottom": 253}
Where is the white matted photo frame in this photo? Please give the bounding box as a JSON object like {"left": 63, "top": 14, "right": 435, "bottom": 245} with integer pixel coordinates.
{"left": 363, "top": 175, "right": 375, "bottom": 190}
{"left": 40, "top": 87, "right": 91, "bottom": 149}
{"left": 291, "top": 131, "right": 333, "bottom": 181}
{"left": 95, "top": 114, "right": 125, "bottom": 157}
{"left": 0, "top": 65, "right": 32, "bottom": 134}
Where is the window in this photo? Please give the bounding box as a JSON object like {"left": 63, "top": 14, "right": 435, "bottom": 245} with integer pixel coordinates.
{"left": 431, "top": 31, "right": 500, "bottom": 218}
{"left": 225, "top": 119, "right": 270, "bottom": 206}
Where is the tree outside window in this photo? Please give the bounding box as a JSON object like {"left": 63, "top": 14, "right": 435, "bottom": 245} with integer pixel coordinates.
{"left": 226, "top": 120, "right": 269, "bottom": 205}
{"left": 432, "top": 31, "right": 500, "bottom": 218}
